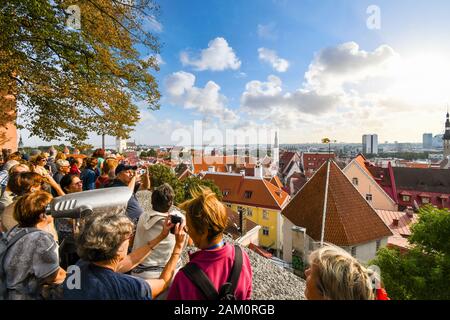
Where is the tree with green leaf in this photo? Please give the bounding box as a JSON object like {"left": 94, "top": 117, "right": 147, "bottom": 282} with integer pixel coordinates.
{"left": 0, "top": 0, "right": 161, "bottom": 145}
{"left": 147, "top": 164, "right": 222, "bottom": 205}
{"left": 148, "top": 148, "right": 157, "bottom": 157}
{"left": 370, "top": 206, "right": 450, "bottom": 300}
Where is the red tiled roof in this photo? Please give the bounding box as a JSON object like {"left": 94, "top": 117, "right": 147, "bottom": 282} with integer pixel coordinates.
{"left": 375, "top": 210, "right": 417, "bottom": 237}
{"left": 376, "top": 210, "right": 418, "bottom": 250}
{"left": 203, "top": 173, "right": 289, "bottom": 210}
{"left": 282, "top": 161, "right": 393, "bottom": 246}
{"left": 248, "top": 242, "right": 272, "bottom": 259}
{"left": 224, "top": 207, "right": 259, "bottom": 239}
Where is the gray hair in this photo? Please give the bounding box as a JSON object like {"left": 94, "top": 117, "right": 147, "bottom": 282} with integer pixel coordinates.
{"left": 76, "top": 207, "right": 133, "bottom": 262}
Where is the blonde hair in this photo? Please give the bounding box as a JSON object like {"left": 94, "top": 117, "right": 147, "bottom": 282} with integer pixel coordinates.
{"left": 102, "top": 157, "right": 119, "bottom": 177}
{"left": 308, "top": 245, "right": 375, "bottom": 300}
{"left": 179, "top": 187, "right": 228, "bottom": 242}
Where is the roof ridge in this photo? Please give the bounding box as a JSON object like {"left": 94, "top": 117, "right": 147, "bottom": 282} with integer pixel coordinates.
{"left": 262, "top": 178, "right": 284, "bottom": 209}
{"left": 345, "top": 158, "right": 397, "bottom": 205}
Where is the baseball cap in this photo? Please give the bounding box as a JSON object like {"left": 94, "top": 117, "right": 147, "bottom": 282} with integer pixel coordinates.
{"left": 115, "top": 163, "right": 138, "bottom": 175}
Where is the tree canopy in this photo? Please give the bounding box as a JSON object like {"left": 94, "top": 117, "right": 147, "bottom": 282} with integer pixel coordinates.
{"left": 0, "top": 0, "right": 161, "bottom": 145}
{"left": 370, "top": 206, "right": 450, "bottom": 300}
{"left": 147, "top": 164, "right": 222, "bottom": 204}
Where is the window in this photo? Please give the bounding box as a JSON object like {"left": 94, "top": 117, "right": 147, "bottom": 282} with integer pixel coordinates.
{"left": 222, "top": 189, "right": 230, "bottom": 197}
{"left": 262, "top": 227, "right": 270, "bottom": 236}
{"left": 313, "top": 158, "right": 316, "bottom": 161}
{"left": 244, "top": 190, "right": 253, "bottom": 199}
{"left": 422, "top": 197, "right": 430, "bottom": 204}
{"left": 366, "top": 194, "right": 373, "bottom": 202}
{"left": 351, "top": 247, "right": 357, "bottom": 257}
{"left": 376, "top": 240, "right": 381, "bottom": 252}
{"left": 262, "top": 210, "right": 269, "bottom": 220}
{"left": 308, "top": 162, "right": 314, "bottom": 166}
{"left": 307, "top": 157, "right": 311, "bottom": 161}
{"left": 402, "top": 195, "right": 411, "bottom": 202}
{"left": 246, "top": 208, "right": 253, "bottom": 217}
{"left": 226, "top": 204, "right": 232, "bottom": 208}
{"left": 352, "top": 178, "right": 359, "bottom": 186}
{"left": 237, "top": 206, "right": 244, "bottom": 215}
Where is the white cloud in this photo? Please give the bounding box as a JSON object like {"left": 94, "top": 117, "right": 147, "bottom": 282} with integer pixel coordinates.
{"left": 257, "top": 23, "right": 277, "bottom": 40}
{"left": 165, "top": 71, "right": 239, "bottom": 122}
{"left": 240, "top": 42, "right": 450, "bottom": 142}
{"left": 241, "top": 75, "right": 341, "bottom": 118}
{"left": 180, "top": 37, "right": 241, "bottom": 71}
{"left": 258, "top": 48, "right": 289, "bottom": 72}
{"left": 304, "top": 42, "right": 399, "bottom": 94}
{"left": 142, "top": 15, "right": 163, "bottom": 33}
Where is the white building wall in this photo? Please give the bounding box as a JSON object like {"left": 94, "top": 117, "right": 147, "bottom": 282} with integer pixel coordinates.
{"left": 282, "top": 217, "right": 294, "bottom": 262}
{"left": 343, "top": 237, "right": 388, "bottom": 264}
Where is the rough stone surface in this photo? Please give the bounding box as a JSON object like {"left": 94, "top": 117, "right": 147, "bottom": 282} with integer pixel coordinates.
{"left": 136, "top": 190, "right": 306, "bottom": 300}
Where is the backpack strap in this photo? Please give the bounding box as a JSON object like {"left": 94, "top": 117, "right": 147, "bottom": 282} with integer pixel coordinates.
{"left": 1, "top": 227, "right": 40, "bottom": 276}
{"left": 181, "top": 245, "right": 244, "bottom": 300}
{"left": 228, "top": 245, "right": 243, "bottom": 293}
{"left": 182, "top": 263, "right": 218, "bottom": 300}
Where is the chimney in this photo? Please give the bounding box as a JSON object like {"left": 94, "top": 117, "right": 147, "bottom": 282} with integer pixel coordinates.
{"left": 405, "top": 206, "right": 414, "bottom": 218}
{"left": 393, "top": 218, "right": 399, "bottom": 227}
{"left": 208, "top": 166, "right": 215, "bottom": 173}
{"left": 255, "top": 164, "right": 263, "bottom": 179}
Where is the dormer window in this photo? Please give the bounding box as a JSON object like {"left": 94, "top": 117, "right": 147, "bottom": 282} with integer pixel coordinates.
{"left": 223, "top": 189, "right": 230, "bottom": 197}
{"left": 352, "top": 178, "right": 359, "bottom": 186}
{"left": 244, "top": 191, "right": 253, "bottom": 199}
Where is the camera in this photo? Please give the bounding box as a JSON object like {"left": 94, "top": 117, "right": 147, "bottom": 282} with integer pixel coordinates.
{"left": 169, "top": 214, "right": 183, "bottom": 234}
{"left": 137, "top": 168, "right": 146, "bottom": 175}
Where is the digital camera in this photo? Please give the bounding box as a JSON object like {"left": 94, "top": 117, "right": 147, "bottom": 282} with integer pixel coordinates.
{"left": 169, "top": 214, "right": 183, "bottom": 234}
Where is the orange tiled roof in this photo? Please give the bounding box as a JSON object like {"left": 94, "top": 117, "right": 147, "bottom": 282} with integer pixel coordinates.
{"left": 282, "top": 161, "right": 393, "bottom": 246}
{"left": 269, "top": 176, "right": 283, "bottom": 189}
{"left": 192, "top": 155, "right": 257, "bottom": 174}
{"left": 203, "top": 172, "right": 289, "bottom": 210}
{"left": 354, "top": 154, "right": 374, "bottom": 177}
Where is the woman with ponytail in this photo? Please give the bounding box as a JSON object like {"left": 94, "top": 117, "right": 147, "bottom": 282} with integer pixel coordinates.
{"left": 167, "top": 187, "right": 253, "bottom": 300}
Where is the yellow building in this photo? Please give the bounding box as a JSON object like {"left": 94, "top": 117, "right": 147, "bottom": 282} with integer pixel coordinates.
{"left": 202, "top": 171, "right": 289, "bottom": 253}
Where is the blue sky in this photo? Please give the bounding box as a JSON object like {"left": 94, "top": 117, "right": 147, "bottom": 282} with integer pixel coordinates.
{"left": 24, "top": 0, "right": 450, "bottom": 147}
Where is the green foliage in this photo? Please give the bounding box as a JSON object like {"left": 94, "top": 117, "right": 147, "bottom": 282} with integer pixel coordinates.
{"left": 182, "top": 176, "right": 223, "bottom": 202}
{"left": 139, "top": 151, "right": 148, "bottom": 159}
{"left": 370, "top": 206, "right": 450, "bottom": 300}
{"left": 148, "top": 164, "right": 222, "bottom": 205}
{"left": 0, "top": 0, "right": 161, "bottom": 144}
{"left": 292, "top": 255, "right": 304, "bottom": 272}
{"left": 148, "top": 148, "right": 157, "bottom": 158}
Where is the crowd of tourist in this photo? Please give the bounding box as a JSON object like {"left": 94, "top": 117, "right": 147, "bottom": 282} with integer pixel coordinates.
{"left": 0, "top": 147, "right": 388, "bottom": 300}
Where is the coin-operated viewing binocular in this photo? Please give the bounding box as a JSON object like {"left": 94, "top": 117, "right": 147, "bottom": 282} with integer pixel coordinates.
{"left": 46, "top": 187, "right": 132, "bottom": 219}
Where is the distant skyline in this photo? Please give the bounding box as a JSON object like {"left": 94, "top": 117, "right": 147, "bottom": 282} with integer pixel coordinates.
{"left": 21, "top": 0, "right": 450, "bottom": 147}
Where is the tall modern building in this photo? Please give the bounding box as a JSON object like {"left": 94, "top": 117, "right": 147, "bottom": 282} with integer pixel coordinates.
{"left": 362, "top": 134, "right": 378, "bottom": 155}
{"left": 423, "top": 133, "right": 433, "bottom": 149}
{"left": 444, "top": 112, "right": 450, "bottom": 158}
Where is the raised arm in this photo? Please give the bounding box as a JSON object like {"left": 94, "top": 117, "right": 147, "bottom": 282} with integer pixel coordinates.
{"left": 116, "top": 216, "right": 172, "bottom": 273}
{"left": 146, "top": 221, "right": 186, "bottom": 299}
